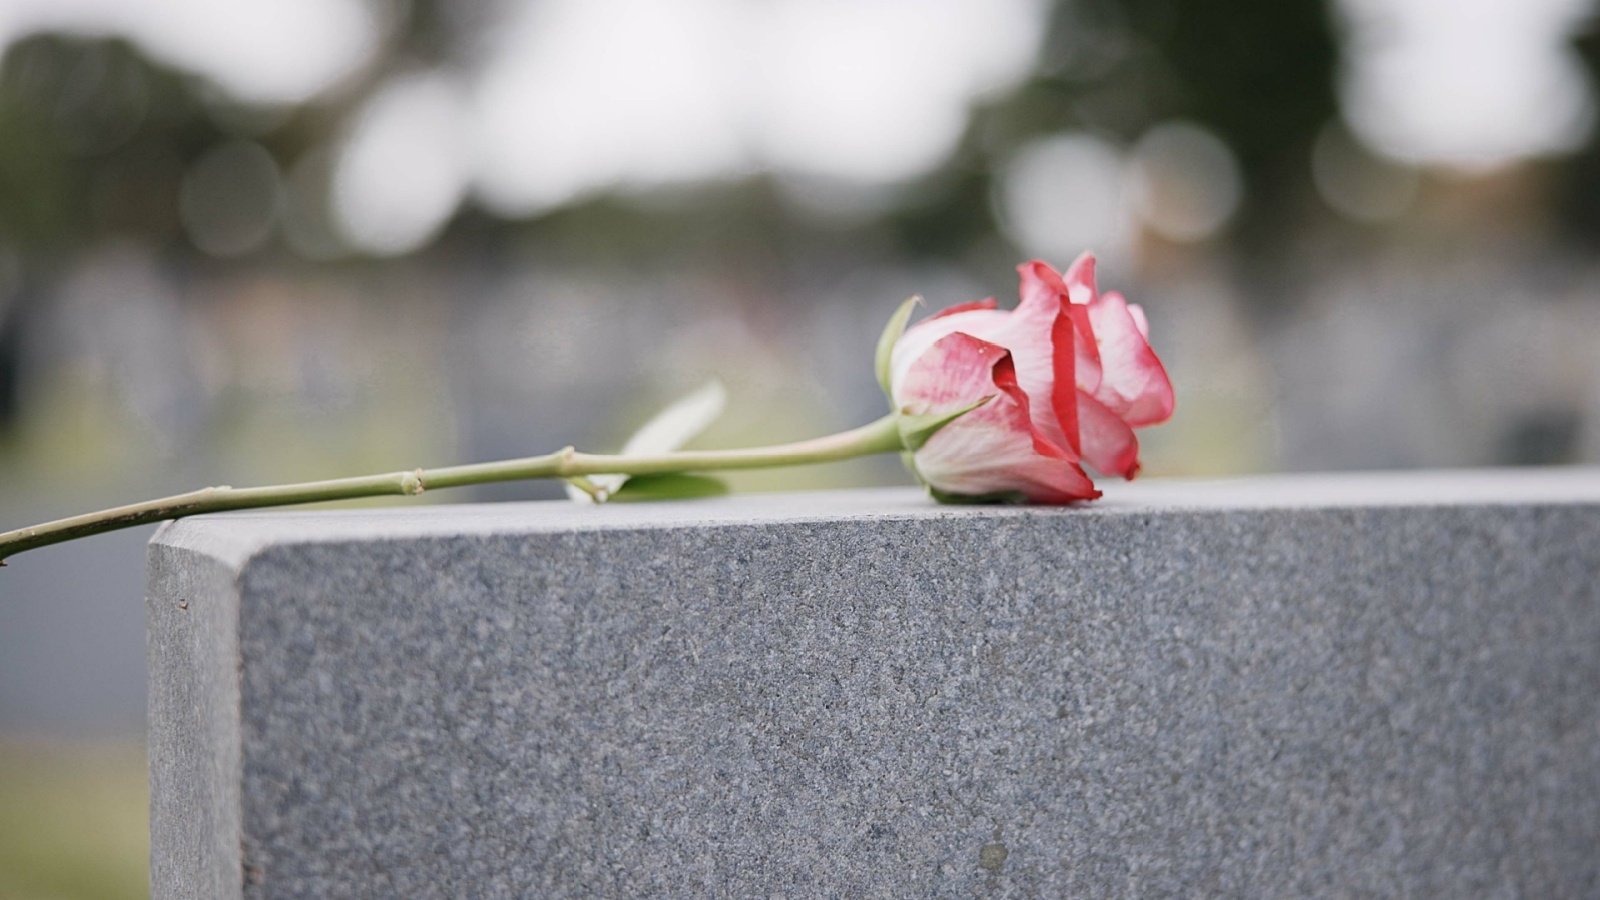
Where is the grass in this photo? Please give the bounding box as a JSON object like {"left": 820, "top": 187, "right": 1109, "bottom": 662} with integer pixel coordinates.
{"left": 0, "top": 740, "right": 147, "bottom": 900}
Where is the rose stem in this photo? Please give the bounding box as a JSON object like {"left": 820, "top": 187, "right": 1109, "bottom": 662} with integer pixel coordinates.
{"left": 0, "top": 414, "right": 904, "bottom": 564}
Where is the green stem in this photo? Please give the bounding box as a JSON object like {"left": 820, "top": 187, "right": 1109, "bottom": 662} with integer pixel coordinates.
{"left": 0, "top": 415, "right": 904, "bottom": 565}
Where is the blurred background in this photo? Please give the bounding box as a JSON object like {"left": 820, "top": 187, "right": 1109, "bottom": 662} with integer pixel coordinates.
{"left": 3, "top": 0, "right": 1599, "bottom": 895}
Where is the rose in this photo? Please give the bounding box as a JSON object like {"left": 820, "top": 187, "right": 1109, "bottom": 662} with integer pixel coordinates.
{"left": 881, "top": 253, "right": 1175, "bottom": 502}
{"left": 879, "top": 253, "right": 1174, "bottom": 503}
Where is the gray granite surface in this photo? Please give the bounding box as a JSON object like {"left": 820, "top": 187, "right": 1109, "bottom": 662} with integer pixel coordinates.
{"left": 148, "top": 470, "right": 1600, "bottom": 898}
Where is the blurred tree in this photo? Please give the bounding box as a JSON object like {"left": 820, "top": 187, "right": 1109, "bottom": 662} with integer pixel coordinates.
{"left": 981, "top": 0, "right": 1339, "bottom": 245}
{"left": 1557, "top": 18, "right": 1600, "bottom": 244}
{"left": 0, "top": 37, "right": 223, "bottom": 431}
{"left": 0, "top": 36, "right": 227, "bottom": 253}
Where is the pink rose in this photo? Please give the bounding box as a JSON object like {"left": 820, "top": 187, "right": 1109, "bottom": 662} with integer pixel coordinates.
{"left": 880, "top": 253, "right": 1175, "bottom": 503}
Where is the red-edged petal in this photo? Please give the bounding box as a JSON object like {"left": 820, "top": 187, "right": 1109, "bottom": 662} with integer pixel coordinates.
{"left": 989, "top": 261, "right": 1090, "bottom": 448}
{"left": 900, "top": 332, "right": 1098, "bottom": 503}
{"left": 893, "top": 327, "right": 1003, "bottom": 410}
{"left": 1017, "top": 259, "right": 1069, "bottom": 317}
{"left": 930, "top": 297, "right": 998, "bottom": 319}
{"left": 1019, "top": 258, "right": 1103, "bottom": 394}
{"left": 1087, "top": 290, "right": 1174, "bottom": 427}
{"left": 1049, "top": 303, "right": 1080, "bottom": 455}
{"left": 890, "top": 307, "right": 1012, "bottom": 402}
{"left": 1062, "top": 251, "right": 1098, "bottom": 306}
{"left": 1127, "top": 302, "right": 1150, "bottom": 338}
{"left": 1066, "top": 301, "right": 1101, "bottom": 396}
{"left": 899, "top": 282, "right": 1072, "bottom": 452}
{"left": 1078, "top": 390, "right": 1141, "bottom": 479}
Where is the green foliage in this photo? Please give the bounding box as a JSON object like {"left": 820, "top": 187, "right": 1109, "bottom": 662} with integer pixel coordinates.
{"left": 0, "top": 35, "right": 232, "bottom": 252}
{"left": 926, "top": 485, "right": 1029, "bottom": 505}
{"left": 0, "top": 742, "right": 147, "bottom": 900}
{"left": 610, "top": 472, "right": 731, "bottom": 501}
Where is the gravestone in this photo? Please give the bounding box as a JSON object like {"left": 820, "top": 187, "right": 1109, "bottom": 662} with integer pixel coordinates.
{"left": 148, "top": 470, "right": 1600, "bottom": 897}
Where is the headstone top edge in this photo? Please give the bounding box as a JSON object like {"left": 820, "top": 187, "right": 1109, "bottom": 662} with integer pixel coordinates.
{"left": 143, "top": 467, "right": 1600, "bottom": 566}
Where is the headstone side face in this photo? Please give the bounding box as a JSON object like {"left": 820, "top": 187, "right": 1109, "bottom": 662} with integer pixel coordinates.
{"left": 145, "top": 491, "right": 1600, "bottom": 898}
{"left": 147, "top": 542, "right": 244, "bottom": 900}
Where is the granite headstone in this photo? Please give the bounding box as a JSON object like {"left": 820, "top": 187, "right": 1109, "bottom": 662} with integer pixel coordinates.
{"left": 148, "top": 470, "right": 1600, "bottom": 897}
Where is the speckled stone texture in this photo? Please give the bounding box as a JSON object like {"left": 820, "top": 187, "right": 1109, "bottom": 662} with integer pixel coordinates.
{"left": 148, "top": 470, "right": 1600, "bottom": 898}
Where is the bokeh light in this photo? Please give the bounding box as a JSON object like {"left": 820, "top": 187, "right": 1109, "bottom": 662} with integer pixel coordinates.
{"left": 1337, "top": 0, "right": 1595, "bottom": 169}
{"left": 0, "top": 0, "right": 378, "bottom": 105}
{"left": 177, "top": 139, "right": 280, "bottom": 257}
{"left": 1128, "top": 122, "right": 1243, "bottom": 243}
{"left": 333, "top": 73, "right": 469, "bottom": 256}
{"left": 997, "top": 133, "right": 1131, "bottom": 265}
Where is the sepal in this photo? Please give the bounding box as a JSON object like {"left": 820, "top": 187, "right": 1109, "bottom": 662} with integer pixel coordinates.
{"left": 895, "top": 395, "right": 994, "bottom": 452}
{"left": 926, "top": 485, "right": 1029, "bottom": 505}
{"left": 875, "top": 295, "right": 921, "bottom": 396}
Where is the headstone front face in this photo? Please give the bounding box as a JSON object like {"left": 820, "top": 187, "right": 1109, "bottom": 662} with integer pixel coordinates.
{"left": 147, "top": 474, "right": 1600, "bottom": 898}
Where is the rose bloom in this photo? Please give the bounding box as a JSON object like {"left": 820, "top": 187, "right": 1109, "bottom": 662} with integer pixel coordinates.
{"left": 888, "top": 253, "right": 1174, "bottom": 503}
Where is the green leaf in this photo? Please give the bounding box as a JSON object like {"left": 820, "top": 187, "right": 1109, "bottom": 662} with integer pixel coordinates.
{"left": 565, "top": 381, "right": 727, "bottom": 504}
{"left": 896, "top": 395, "right": 993, "bottom": 452}
{"left": 875, "top": 295, "right": 921, "bottom": 396}
{"left": 609, "top": 473, "right": 731, "bottom": 502}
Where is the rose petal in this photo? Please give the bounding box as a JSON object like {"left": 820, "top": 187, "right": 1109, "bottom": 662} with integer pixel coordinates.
{"left": 1087, "top": 290, "right": 1175, "bottom": 427}
{"left": 1077, "top": 390, "right": 1141, "bottom": 479}
{"left": 1062, "top": 251, "right": 1098, "bottom": 306}
{"left": 1021, "top": 258, "right": 1102, "bottom": 393}
{"left": 1127, "top": 302, "right": 1150, "bottom": 338}
{"left": 1017, "top": 259, "right": 1068, "bottom": 316}
{"left": 1065, "top": 301, "right": 1101, "bottom": 395}
{"left": 930, "top": 297, "right": 998, "bottom": 319}
{"left": 893, "top": 324, "right": 1006, "bottom": 410}
{"left": 901, "top": 332, "right": 1098, "bottom": 503}
{"left": 1049, "top": 304, "right": 1080, "bottom": 455}
{"left": 977, "top": 301, "right": 1082, "bottom": 454}
{"left": 890, "top": 306, "right": 1010, "bottom": 399}
{"left": 894, "top": 296, "right": 1078, "bottom": 453}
